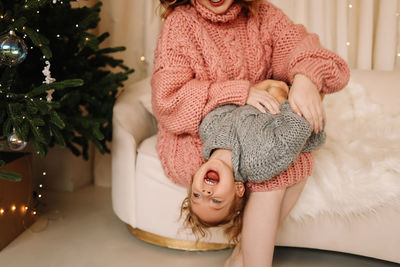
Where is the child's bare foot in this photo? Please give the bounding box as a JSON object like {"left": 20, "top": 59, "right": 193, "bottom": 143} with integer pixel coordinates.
{"left": 223, "top": 244, "right": 243, "bottom": 267}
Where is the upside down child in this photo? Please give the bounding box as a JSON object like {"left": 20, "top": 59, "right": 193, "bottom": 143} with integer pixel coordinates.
{"left": 181, "top": 80, "right": 325, "bottom": 242}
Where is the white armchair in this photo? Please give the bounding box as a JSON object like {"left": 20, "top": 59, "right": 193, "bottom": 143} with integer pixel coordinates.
{"left": 112, "top": 71, "right": 400, "bottom": 262}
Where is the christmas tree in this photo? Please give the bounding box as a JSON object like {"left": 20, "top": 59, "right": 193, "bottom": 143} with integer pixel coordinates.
{"left": 0, "top": 0, "right": 133, "bottom": 181}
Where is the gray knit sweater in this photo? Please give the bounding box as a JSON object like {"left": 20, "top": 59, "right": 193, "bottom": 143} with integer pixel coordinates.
{"left": 199, "top": 101, "right": 325, "bottom": 183}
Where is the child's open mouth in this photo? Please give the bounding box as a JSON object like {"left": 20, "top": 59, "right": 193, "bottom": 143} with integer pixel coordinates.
{"left": 204, "top": 170, "right": 219, "bottom": 185}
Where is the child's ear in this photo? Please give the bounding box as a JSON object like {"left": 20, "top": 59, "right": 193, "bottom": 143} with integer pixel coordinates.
{"left": 234, "top": 182, "right": 245, "bottom": 197}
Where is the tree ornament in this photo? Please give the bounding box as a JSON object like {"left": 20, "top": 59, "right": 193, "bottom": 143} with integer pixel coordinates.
{"left": 42, "top": 60, "right": 56, "bottom": 102}
{"left": 7, "top": 129, "right": 27, "bottom": 151}
{"left": 0, "top": 31, "right": 28, "bottom": 67}
{"left": 46, "top": 89, "right": 55, "bottom": 102}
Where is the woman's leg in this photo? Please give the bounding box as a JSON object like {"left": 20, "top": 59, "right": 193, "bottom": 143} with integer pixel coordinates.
{"left": 279, "top": 177, "right": 308, "bottom": 223}
{"left": 224, "top": 178, "right": 309, "bottom": 267}
{"left": 241, "top": 188, "right": 286, "bottom": 267}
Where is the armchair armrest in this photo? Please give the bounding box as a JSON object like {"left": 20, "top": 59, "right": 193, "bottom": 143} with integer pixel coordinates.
{"left": 112, "top": 77, "right": 157, "bottom": 226}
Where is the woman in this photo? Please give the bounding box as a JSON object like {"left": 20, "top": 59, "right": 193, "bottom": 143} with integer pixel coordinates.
{"left": 151, "top": 0, "right": 350, "bottom": 265}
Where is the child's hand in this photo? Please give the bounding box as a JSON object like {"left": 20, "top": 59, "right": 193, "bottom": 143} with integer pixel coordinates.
{"left": 289, "top": 74, "right": 326, "bottom": 133}
{"left": 246, "top": 80, "right": 289, "bottom": 114}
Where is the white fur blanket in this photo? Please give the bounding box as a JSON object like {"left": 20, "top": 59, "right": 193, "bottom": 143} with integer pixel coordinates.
{"left": 289, "top": 80, "right": 400, "bottom": 220}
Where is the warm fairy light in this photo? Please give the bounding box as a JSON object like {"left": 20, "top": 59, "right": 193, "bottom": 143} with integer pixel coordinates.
{"left": 33, "top": 211, "right": 37, "bottom": 215}
{"left": 21, "top": 205, "right": 27, "bottom": 213}
{"left": 75, "top": 24, "right": 79, "bottom": 28}
{"left": 42, "top": 171, "right": 47, "bottom": 176}
{"left": 25, "top": 206, "right": 29, "bottom": 211}
{"left": 348, "top": 4, "right": 353, "bottom": 8}
{"left": 346, "top": 42, "right": 351, "bottom": 46}
{"left": 0, "top": 208, "right": 4, "bottom": 215}
{"left": 11, "top": 18, "right": 15, "bottom": 22}
{"left": 11, "top": 205, "right": 16, "bottom": 212}
{"left": 39, "top": 184, "right": 43, "bottom": 188}
{"left": 36, "top": 29, "right": 40, "bottom": 32}
{"left": 85, "top": 37, "right": 90, "bottom": 41}
{"left": 57, "top": 34, "right": 60, "bottom": 38}
{"left": 397, "top": 53, "right": 400, "bottom": 57}
{"left": 38, "top": 194, "right": 42, "bottom": 198}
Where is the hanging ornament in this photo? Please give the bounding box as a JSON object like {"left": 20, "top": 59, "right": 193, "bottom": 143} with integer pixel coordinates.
{"left": 42, "top": 61, "right": 56, "bottom": 84}
{"left": 0, "top": 31, "right": 28, "bottom": 67}
{"left": 7, "top": 129, "right": 27, "bottom": 151}
{"left": 46, "top": 89, "right": 55, "bottom": 102}
{"left": 42, "top": 60, "right": 56, "bottom": 102}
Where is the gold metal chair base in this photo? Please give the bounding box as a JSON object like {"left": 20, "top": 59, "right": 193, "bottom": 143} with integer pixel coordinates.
{"left": 126, "top": 224, "right": 232, "bottom": 251}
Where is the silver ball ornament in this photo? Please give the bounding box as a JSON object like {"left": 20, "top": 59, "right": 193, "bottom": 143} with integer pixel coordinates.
{"left": 7, "top": 131, "right": 27, "bottom": 151}
{"left": 0, "top": 31, "right": 28, "bottom": 67}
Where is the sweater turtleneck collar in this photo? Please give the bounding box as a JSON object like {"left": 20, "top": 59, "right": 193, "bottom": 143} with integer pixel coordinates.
{"left": 191, "top": 0, "right": 242, "bottom": 23}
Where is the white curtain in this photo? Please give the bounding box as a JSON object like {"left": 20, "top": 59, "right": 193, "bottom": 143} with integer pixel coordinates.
{"left": 94, "top": 0, "right": 400, "bottom": 187}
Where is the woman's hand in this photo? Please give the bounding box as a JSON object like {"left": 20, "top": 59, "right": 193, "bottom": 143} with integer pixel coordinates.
{"left": 246, "top": 80, "right": 289, "bottom": 114}
{"left": 289, "top": 74, "right": 326, "bottom": 133}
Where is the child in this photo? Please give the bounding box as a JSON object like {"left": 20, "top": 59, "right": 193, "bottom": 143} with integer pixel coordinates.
{"left": 181, "top": 82, "right": 325, "bottom": 242}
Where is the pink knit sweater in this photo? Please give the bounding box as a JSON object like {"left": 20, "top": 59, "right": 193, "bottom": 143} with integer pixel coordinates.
{"left": 151, "top": 0, "right": 350, "bottom": 188}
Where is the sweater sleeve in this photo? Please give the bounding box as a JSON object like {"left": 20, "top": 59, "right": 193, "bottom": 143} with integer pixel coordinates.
{"left": 151, "top": 12, "right": 250, "bottom": 136}
{"left": 259, "top": 3, "right": 350, "bottom": 94}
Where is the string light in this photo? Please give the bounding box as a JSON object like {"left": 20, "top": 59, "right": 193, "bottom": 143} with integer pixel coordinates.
{"left": 140, "top": 56, "right": 146, "bottom": 62}
{"left": 11, "top": 205, "right": 17, "bottom": 212}
{"left": 43, "top": 171, "right": 46, "bottom": 176}
{"left": 21, "top": 205, "right": 27, "bottom": 213}
{"left": 0, "top": 208, "right": 4, "bottom": 215}
{"left": 39, "top": 184, "right": 43, "bottom": 188}
{"left": 346, "top": 42, "right": 351, "bottom": 46}
{"left": 348, "top": 4, "right": 353, "bottom": 8}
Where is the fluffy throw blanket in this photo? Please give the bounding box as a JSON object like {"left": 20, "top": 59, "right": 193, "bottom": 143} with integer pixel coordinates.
{"left": 289, "top": 80, "right": 400, "bottom": 221}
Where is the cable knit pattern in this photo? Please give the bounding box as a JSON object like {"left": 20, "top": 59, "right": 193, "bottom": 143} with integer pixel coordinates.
{"left": 151, "top": 0, "right": 350, "bottom": 188}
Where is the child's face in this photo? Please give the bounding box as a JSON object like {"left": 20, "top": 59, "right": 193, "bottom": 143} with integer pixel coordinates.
{"left": 191, "top": 158, "right": 244, "bottom": 224}
{"left": 197, "top": 0, "right": 235, "bottom": 15}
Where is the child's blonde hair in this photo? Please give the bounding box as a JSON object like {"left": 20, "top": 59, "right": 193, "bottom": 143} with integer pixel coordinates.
{"left": 159, "top": 0, "right": 263, "bottom": 19}
{"left": 180, "top": 186, "right": 247, "bottom": 244}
